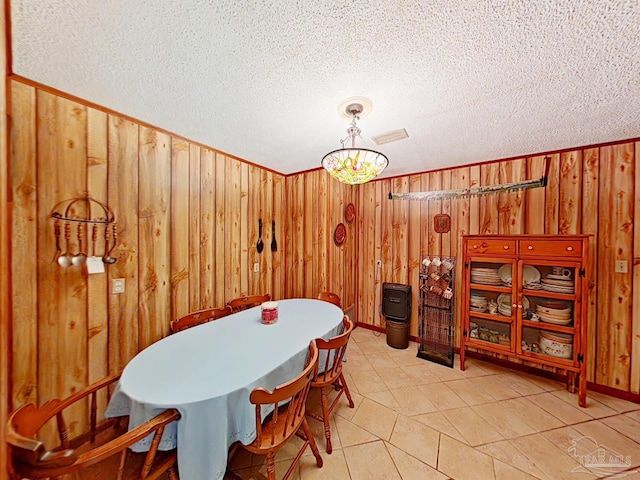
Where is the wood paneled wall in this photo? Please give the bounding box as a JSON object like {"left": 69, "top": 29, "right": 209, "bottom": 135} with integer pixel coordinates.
{"left": 8, "top": 75, "right": 640, "bottom": 418}
{"left": 10, "top": 79, "right": 285, "bottom": 410}
{"left": 283, "top": 170, "right": 357, "bottom": 309}
{"left": 0, "top": 6, "right": 9, "bottom": 473}
{"left": 286, "top": 144, "right": 640, "bottom": 393}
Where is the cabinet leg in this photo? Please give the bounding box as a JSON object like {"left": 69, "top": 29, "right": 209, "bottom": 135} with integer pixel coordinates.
{"left": 460, "top": 347, "right": 466, "bottom": 371}
{"left": 578, "top": 374, "right": 587, "bottom": 408}
{"left": 566, "top": 372, "right": 577, "bottom": 393}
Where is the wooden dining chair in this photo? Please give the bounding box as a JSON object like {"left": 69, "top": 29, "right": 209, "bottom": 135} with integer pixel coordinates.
{"left": 317, "top": 291, "right": 342, "bottom": 308}
{"left": 233, "top": 341, "right": 323, "bottom": 480}
{"left": 306, "top": 315, "right": 355, "bottom": 454}
{"left": 227, "top": 294, "right": 271, "bottom": 313}
{"left": 6, "top": 374, "right": 180, "bottom": 480}
{"left": 170, "top": 305, "right": 233, "bottom": 333}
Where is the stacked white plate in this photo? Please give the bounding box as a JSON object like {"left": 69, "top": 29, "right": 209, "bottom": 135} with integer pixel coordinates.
{"left": 470, "top": 267, "right": 502, "bottom": 285}
{"left": 536, "top": 304, "right": 572, "bottom": 325}
{"left": 541, "top": 274, "right": 575, "bottom": 294}
{"left": 496, "top": 293, "right": 530, "bottom": 317}
{"left": 469, "top": 292, "right": 488, "bottom": 313}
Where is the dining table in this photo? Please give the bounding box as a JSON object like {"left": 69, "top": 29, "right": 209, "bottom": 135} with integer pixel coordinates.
{"left": 104, "top": 298, "right": 344, "bottom": 480}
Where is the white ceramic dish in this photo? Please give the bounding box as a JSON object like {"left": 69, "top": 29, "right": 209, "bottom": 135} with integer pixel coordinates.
{"left": 497, "top": 293, "right": 530, "bottom": 311}
{"left": 536, "top": 305, "right": 571, "bottom": 315}
{"left": 470, "top": 306, "right": 488, "bottom": 313}
{"left": 541, "top": 285, "right": 575, "bottom": 294}
{"left": 537, "top": 314, "right": 572, "bottom": 325}
{"left": 498, "top": 264, "right": 541, "bottom": 285}
{"left": 539, "top": 331, "right": 573, "bottom": 359}
{"left": 535, "top": 307, "right": 571, "bottom": 316}
{"left": 537, "top": 311, "right": 571, "bottom": 320}
{"left": 547, "top": 274, "right": 573, "bottom": 280}
{"left": 542, "top": 278, "right": 574, "bottom": 287}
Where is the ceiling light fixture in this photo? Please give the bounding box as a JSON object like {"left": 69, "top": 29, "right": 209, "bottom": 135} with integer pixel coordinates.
{"left": 321, "top": 102, "right": 389, "bottom": 185}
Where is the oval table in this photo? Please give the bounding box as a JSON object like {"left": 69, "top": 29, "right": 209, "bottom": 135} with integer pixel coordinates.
{"left": 105, "top": 298, "right": 344, "bottom": 480}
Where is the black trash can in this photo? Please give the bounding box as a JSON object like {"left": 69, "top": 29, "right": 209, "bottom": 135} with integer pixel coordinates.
{"left": 382, "top": 282, "right": 412, "bottom": 349}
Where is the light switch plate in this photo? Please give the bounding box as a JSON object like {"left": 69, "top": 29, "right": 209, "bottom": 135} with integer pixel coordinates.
{"left": 112, "top": 278, "right": 125, "bottom": 294}
{"left": 253, "top": 263, "right": 260, "bottom": 272}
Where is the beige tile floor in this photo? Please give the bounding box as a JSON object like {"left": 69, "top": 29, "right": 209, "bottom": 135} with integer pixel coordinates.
{"left": 227, "top": 327, "right": 640, "bottom": 480}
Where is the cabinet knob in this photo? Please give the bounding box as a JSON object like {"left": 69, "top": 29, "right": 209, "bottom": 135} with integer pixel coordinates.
{"left": 567, "top": 246, "right": 573, "bottom": 251}
{"left": 512, "top": 303, "right": 517, "bottom": 308}
{"left": 527, "top": 245, "right": 533, "bottom": 250}
{"left": 503, "top": 245, "right": 509, "bottom": 250}
{"left": 517, "top": 304, "right": 523, "bottom": 309}
{"left": 473, "top": 244, "right": 478, "bottom": 249}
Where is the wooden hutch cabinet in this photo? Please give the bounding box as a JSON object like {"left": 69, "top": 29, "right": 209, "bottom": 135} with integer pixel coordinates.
{"left": 460, "top": 234, "right": 590, "bottom": 407}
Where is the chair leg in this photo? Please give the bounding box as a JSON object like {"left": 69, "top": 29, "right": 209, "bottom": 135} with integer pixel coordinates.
{"left": 339, "top": 373, "right": 355, "bottom": 408}
{"left": 167, "top": 466, "right": 179, "bottom": 480}
{"left": 320, "top": 387, "right": 333, "bottom": 453}
{"left": 266, "top": 451, "right": 277, "bottom": 480}
{"left": 302, "top": 417, "right": 323, "bottom": 468}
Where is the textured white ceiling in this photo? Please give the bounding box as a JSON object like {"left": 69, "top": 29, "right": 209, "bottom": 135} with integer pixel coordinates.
{"left": 11, "top": 1, "right": 640, "bottom": 178}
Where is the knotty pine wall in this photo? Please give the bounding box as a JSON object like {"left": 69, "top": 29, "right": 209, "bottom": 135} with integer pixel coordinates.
{"left": 286, "top": 143, "right": 640, "bottom": 394}
{"left": 10, "top": 79, "right": 285, "bottom": 409}
{"left": 7, "top": 75, "right": 640, "bottom": 415}
{"left": 1, "top": 7, "right": 10, "bottom": 473}
{"left": 283, "top": 169, "right": 358, "bottom": 311}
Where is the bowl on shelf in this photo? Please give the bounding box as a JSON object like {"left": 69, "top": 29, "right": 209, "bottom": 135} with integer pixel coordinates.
{"left": 539, "top": 331, "right": 573, "bottom": 359}
{"left": 536, "top": 305, "right": 571, "bottom": 316}
{"left": 536, "top": 299, "right": 572, "bottom": 312}
{"left": 537, "top": 314, "right": 572, "bottom": 326}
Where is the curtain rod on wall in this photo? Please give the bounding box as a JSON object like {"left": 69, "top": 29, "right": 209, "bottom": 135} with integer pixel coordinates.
{"left": 388, "top": 156, "right": 551, "bottom": 201}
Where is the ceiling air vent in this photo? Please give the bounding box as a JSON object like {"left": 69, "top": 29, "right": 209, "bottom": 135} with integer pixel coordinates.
{"left": 371, "top": 128, "right": 409, "bottom": 145}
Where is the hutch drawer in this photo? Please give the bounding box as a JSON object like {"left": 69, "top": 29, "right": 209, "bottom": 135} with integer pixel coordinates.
{"left": 466, "top": 239, "right": 516, "bottom": 256}
{"left": 518, "top": 239, "right": 582, "bottom": 257}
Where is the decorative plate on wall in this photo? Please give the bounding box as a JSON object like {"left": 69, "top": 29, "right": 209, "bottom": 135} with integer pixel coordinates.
{"left": 434, "top": 214, "right": 451, "bottom": 233}
{"left": 334, "top": 223, "right": 347, "bottom": 246}
{"left": 345, "top": 203, "right": 356, "bottom": 224}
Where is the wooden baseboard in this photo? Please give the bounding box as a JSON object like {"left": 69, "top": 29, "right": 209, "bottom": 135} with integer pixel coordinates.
{"left": 356, "top": 321, "right": 420, "bottom": 342}
{"left": 585, "top": 382, "right": 640, "bottom": 403}
{"left": 355, "top": 322, "right": 640, "bottom": 405}
{"left": 356, "top": 322, "right": 385, "bottom": 334}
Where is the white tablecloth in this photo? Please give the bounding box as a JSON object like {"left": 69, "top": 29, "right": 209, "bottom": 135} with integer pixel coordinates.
{"left": 105, "top": 298, "right": 344, "bottom": 480}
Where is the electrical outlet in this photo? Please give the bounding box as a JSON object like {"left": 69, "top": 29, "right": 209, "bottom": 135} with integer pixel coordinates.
{"left": 112, "top": 278, "right": 125, "bottom": 294}
{"left": 253, "top": 263, "right": 260, "bottom": 272}
{"left": 615, "top": 260, "right": 628, "bottom": 273}
{"left": 376, "top": 260, "right": 382, "bottom": 268}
